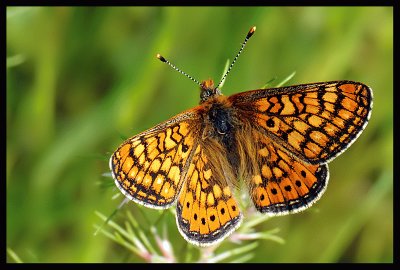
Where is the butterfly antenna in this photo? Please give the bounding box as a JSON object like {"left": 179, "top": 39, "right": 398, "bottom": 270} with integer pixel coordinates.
{"left": 156, "top": 53, "right": 201, "bottom": 87}
{"left": 215, "top": 26, "right": 256, "bottom": 90}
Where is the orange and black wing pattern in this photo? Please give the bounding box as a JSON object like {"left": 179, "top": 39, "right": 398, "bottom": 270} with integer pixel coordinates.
{"left": 230, "top": 81, "right": 373, "bottom": 165}
{"left": 176, "top": 142, "right": 242, "bottom": 246}
{"left": 229, "top": 81, "right": 372, "bottom": 214}
{"left": 109, "top": 111, "right": 201, "bottom": 209}
{"left": 248, "top": 129, "right": 328, "bottom": 214}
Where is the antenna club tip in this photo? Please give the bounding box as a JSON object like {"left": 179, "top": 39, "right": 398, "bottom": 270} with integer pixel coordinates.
{"left": 156, "top": 53, "right": 166, "bottom": 62}
{"left": 247, "top": 26, "right": 256, "bottom": 38}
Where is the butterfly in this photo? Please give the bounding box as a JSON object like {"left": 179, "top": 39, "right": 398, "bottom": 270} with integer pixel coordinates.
{"left": 109, "top": 26, "right": 373, "bottom": 247}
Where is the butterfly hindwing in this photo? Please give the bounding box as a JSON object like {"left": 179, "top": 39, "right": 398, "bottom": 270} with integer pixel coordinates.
{"left": 248, "top": 129, "right": 329, "bottom": 215}
{"left": 176, "top": 143, "right": 242, "bottom": 246}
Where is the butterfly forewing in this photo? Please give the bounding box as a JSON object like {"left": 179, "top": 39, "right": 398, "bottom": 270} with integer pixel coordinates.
{"left": 109, "top": 111, "right": 201, "bottom": 209}
{"left": 229, "top": 81, "right": 373, "bottom": 164}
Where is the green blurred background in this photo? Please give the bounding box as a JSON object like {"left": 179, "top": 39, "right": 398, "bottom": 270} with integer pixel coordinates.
{"left": 7, "top": 7, "right": 393, "bottom": 263}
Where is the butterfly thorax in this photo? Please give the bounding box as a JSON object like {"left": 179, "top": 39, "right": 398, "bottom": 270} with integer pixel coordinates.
{"left": 198, "top": 91, "right": 243, "bottom": 180}
{"left": 200, "top": 79, "right": 222, "bottom": 103}
{"left": 200, "top": 80, "right": 235, "bottom": 145}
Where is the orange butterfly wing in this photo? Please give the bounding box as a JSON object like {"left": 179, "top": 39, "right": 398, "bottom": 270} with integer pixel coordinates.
{"left": 110, "top": 107, "right": 242, "bottom": 246}
{"left": 176, "top": 142, "right": 242, "bottom": 246}
{"left": 229, "top": 81, "right": 373, "bottom": 164}
{"left": 248, "top": 129, "right": 329, "bottom": 214}
{"left": 229, "top": 81, "right": 372, "bottom": 214}
{"left": 109, "top": 110, "right": 201, "bottom": 209}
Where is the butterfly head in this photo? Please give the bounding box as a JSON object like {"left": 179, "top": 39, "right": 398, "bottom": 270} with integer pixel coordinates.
{"left": 200, "top": 79, "right": 222, "bottom": 103}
